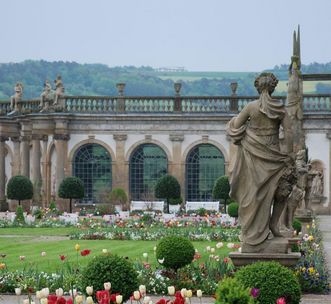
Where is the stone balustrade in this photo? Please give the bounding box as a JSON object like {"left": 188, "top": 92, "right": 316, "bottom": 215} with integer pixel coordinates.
{"left": 0, "top": 94, "right": 329, "bottom": 115}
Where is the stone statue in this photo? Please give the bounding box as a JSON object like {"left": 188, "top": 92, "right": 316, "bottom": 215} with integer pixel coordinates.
{"left": 54, "top": 75, "right": 64, "bottom": 105}
{"left": 39, "top": 80, "right": 54, "bottom": 111}
{"left": 9, "top": 82, "right": 23, "bottom": 115}
{"left": 310, "top": 170, "right": 323, "bottom": 197}
{"left": 227, "top": 72, "right": 294, "bottom": 253}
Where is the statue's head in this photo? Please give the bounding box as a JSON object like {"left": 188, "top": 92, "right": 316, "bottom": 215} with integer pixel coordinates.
{"left": 254, "top": 73, "right": 278, "bottom": 95}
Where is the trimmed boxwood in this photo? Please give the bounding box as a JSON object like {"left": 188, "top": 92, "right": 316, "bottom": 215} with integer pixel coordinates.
{"left": 155, "top": 175, "right": 181, "bottom": 213}
{"left": 215, "top": 277, "right": 255, "bottom": 304}
{"left": 156, "top": 236, "right": 195, "bottom": 271}
{"left": 235, "top": 261, "right": 301, "bottom": 304}
{"left": 58, "top": 176, "right": 84, "bottom": 212}
{"left": 227, "top": 202, "right": 239, "bottom": 218}
{"left": 81, "top": 254, "right": 138, "bottom": 302}
{"left": 7, "top": 175, "right": 33, "bottom": 205}
{"left": 212, "top": 176, "right": 230, "bottom": 210}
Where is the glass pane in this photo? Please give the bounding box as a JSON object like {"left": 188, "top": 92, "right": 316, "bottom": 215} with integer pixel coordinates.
{"left": 73, "top": 144, "right": 112, "bottom": 203}
{"left": 186, "top": 144, "right": 224, "bottom": 201}
{"left": 130, "top": 144, "right": 168, "bottom": 200}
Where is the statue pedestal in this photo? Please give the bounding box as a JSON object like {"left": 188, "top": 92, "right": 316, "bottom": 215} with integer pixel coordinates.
{"left": 229, "top": 251, "right": 301, "bottom": 267}
{"left": 295, "top": 213, "right": 313, "bottom": 235}
{"left": 230, "top": 237, "right": 301, "bottom": 268}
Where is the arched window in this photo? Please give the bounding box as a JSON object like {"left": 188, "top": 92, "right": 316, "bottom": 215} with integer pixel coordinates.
{"left": 73, "top": 143, "right": 112, "bottom": 203}
{"left": 186, "top": 144, "right": 225, "bottom": 201}
{"left": 130, "top": 144, "right": 168, "bottom": 200}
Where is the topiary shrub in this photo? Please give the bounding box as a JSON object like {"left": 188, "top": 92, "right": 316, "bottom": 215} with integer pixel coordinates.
{"left": 14, "top": 206, "right": 25, "bottom": 225}
{"left": 215, "top": 277, "right": 255, "bottom": 304}
{"left": 58, "top": 176, "right": 84, "bottom": 213}
{"left": 292, "top": 218, "right": 302, "bottom": 233}
{"left": 212, "top": 176, "right": 230, "bottom": 211}
{"left": 235, "top": 261, "right": 301, "bottom": 304}
{"left": 227, "top": 202, "right": 239, "bottom": 218}
{"left": 155, "top": 175, "right": 181, "bottom": 213}
{"left": 7, "top": 175, "right": 33, "bottom": 205}
{"left": 81, "top": 254, "right": 138, "bottom": 302}
{"left": 156, "top": 236, "right": 195, "bottom": 271}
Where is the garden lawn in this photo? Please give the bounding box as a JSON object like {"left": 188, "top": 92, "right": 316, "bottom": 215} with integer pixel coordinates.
{"left": 0, "top": 227, "right": 79, "bottom": 236}
{"left": 0, "top": 235, "right": 233, "bottom": 273}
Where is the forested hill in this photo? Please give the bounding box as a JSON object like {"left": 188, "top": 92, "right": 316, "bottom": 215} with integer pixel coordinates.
{"left": 0, "top": 60, "right": 331, "bottom": 99}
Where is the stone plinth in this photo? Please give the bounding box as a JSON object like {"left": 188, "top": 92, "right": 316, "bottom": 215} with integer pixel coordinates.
{"left": 295, "top": 214, "right": 313, "bottom": 235}
{"left": 229, "top": 251, "right": 301, "bottom": 267}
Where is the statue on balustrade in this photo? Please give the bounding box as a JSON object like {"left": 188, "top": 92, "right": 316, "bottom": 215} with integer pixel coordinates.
{"left": 54, "top": 75, "right": 64, "bottom": 105}
{"left": 227, "top": 72, "right": 295, "bottom": 253}
{"left": 310, "top": 169, "right": 323, "bottom": 198}
{"left": 8, "top": 82, "right": 24, "bottom": 116}
{"left": 39, "top": 80, "right": 55, "bottom": 112}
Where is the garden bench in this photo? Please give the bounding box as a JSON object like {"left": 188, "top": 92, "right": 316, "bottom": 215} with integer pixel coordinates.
{"left": 185, "top": 201, "right": 219, "bottom": 212}
{"left": 130, "top": 201, "right": 164, "bottom": 212}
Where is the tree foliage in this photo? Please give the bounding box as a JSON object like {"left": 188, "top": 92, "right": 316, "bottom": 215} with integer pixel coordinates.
{"left": 58, "top": 176, "right": 84, "bottom": 200}
{"left": 6, "top": 175, "right": 33, "bottom": 204}
{"left": 212, "top": 176, "right": 230, "bottom": 202}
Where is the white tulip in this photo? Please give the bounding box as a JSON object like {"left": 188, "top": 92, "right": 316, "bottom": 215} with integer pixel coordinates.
{"left": 104, "top": 282, "right": 111, "bottom": 291}
{"left": 143, "top": 296, "right": 151, "bottom": 304}
{"left": 69, "top": 289, "right": 77, "bottom": 297}
{"left": 40, "top": 298, "right": 48, "bottom": 304}
{"left": 36, "top": 291, "right": 43, "bottom": 299}
{"left": 139, "top": 285, "right": 146, "bottom": 295}
{"left": 116, "top": 295, "right": 123, "bottom": 304}
{"left": 133, "top": 290, "right": 141, "bottom": 300}
{"left": 102, "top": 249, "right": 108, "bottom": 254}
{"left": 55, "top": 288, "right": 64, "bottom": 297}
{"left": 210, "top": 247, "right": 215, "bottom": 253}
{"left": 158, "top": 258, "right": 165, "bottom": 264}
{"left": 86, "top": 286, "right": 93, "bottom": 295}
{"left": 143, "top": 252, "right": 148, "bottom": 258}
{"left": 216, "top": 242, "right": 224, "bottom": 248}
{"left": 168, "top": 286, "right": 175, "bottom": 295}
{"left": 42, "top": 287, "right": 50, "bottom": 297}
{"left": 180, "top": 288, "right": 187, "bottom": 298}
{"left": 41, "top": 251, "right": 47, "bottom": 257}
{"left": 86, "top": 296, "right": 94, "bottom": 304}
{"left": 75, "top": 295, "right": 83, "bottom": 304}
{"left": 206, "top": 246, "right": 211, "bottom": 252}
{"left": 15, "top": 287, "right": 21, "bottom": 296}
{"left": 197, "top": 290, "right": 203, "bottom": 298}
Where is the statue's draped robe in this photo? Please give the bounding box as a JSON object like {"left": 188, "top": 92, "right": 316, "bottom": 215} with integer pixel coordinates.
{"left": 227, "top": 92, "right": 291, "bottom": 246}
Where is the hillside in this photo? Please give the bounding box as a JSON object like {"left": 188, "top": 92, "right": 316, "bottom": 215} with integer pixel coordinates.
{"left": 0, "top": 60, "right": 330, "bottom": 99}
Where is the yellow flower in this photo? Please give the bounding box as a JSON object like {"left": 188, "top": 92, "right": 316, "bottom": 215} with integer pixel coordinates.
{"left": 0, "top": 263, "right": 6, "bottom": 269}
{"left": 301, "top": 267, "right": 306, "bottom": 272}
{"left": 308, "top": 267, "right": 315, "bottom": 274}
{"left": 75, "top": 244, "right": 80, "bottom": 251}
{"left": 306, "top": 224, "right": 310, "bottom": 229}
{"left": 308, "top": 235, "right": 314, "bottom": 241}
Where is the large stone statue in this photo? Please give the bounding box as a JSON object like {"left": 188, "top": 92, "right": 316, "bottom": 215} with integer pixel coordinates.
{"left": 8, "top": 82, "right": 23, "bottom": 115}
{"left": 227, "top": 73, "right": 294, "bottom": 253}
{"left": 310, "top": 169, "right": 323, "bottom": 197}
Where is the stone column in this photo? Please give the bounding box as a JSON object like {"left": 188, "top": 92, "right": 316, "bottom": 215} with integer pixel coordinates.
{"left": 113, "top": 134, "right": 128, "bottom": 194}
{"left": 0, "top": 136, "right": 8, "bottom": 211}
{"left": 41, "top": 135, "right": 48, "bottom": 207}
{"left": 31, "top": 134, "right": 42, "bottom": 204}
{"left": 11, "top": 137, "right": 21, "bottom": 176}
{"left": 54, "top": 134, "right": 70, "bottom": 193}
{"left": 169, "top": 134, "right": 184, "bottom": 199}
{"left": 20, "top": 135, "right": 31, "bottom": 178}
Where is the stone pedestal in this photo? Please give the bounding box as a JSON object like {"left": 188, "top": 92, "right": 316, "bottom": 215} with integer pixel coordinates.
{"left": 0, "top": 136, "right": 8, "bottom": 211}
{"left": 229, "top": 251, "right": 301, "bottom": 267}
{"left": 295, "top": 213, "right": 313, "bottom": 235}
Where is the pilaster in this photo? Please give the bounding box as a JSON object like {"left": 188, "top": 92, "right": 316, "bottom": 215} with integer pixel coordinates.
{"left": 113, "top": 134, "right": 129, "bottom": 195}
{"left": 0, "top": 136, "right": 9, "bottom": 211}
{"left": 169, "top": 134, "right": 184, "bottom": 200}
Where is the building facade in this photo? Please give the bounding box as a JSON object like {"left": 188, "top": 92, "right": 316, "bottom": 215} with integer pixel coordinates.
{"left": 0, "top": 91, "right": 330, "bottom": 214}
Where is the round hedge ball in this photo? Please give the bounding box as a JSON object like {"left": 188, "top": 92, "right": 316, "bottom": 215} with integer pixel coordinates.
{"left": 81, "top": 254, "right": 138, "bottom": 301}
{"left": 156, "top": 236, "right": 195, "bottom": 271}
{"left": 235, "top": 261, "right": 301, "bottom": 304}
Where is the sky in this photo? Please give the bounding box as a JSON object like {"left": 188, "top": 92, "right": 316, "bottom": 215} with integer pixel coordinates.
{"left": 1, "top": 0, "right": 330, "bottom": 71}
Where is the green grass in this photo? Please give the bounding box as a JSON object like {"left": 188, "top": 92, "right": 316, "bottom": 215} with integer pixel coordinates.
{"left": 0, "top": 229, "right": 233, "bottom": 273}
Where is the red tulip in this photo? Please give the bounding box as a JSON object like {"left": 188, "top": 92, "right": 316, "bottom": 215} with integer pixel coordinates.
{"left": 80, "top": 249, "right": 91, "bottom": 256}
{"left": 276, "top": 297, "right": 286, "bottom": 304}
{"left": 59, "top": 255, "right": 66, "bottom": 261}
